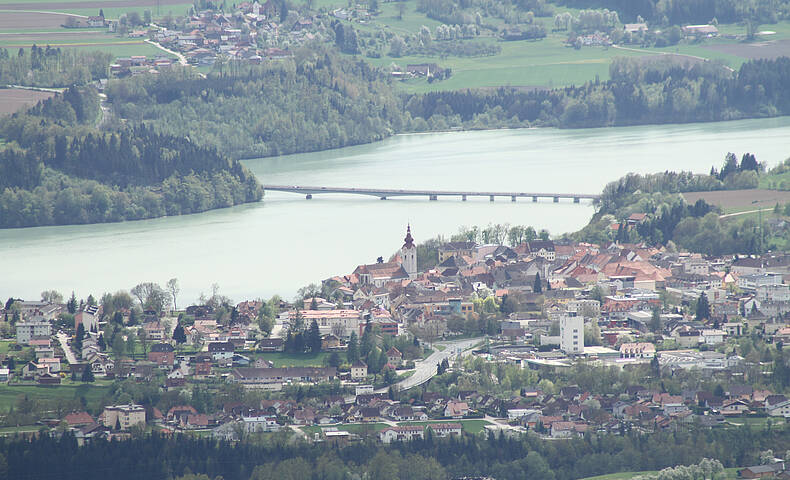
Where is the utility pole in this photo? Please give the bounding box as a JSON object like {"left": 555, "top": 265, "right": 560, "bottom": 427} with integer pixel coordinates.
{"left": 752, "top": 200, "right": 764, "bottom": 254}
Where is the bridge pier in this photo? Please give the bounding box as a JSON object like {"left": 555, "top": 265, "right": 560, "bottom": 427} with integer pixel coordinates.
{"left": 511, "top": 195, "right": 516, "bottom": 202}
{"left": 429, "top": 195, "right": 438, "bottom": 201}
{"left": 553, "top": 196, "right": 559, "bottom": 203}
{"left": 489, "top": 195, "right": 495, "bottom": 202}
{"left": 573, "top": 197, "right": 580, "bottom": 203}
{"left": 533, "top": 196, "right": 538, "bottom": 202}
{"left": 306, "top": 194, "right": 312, "bottom": 200}
{"left": 462, "top": 195, "right": 467, "bottom": 201}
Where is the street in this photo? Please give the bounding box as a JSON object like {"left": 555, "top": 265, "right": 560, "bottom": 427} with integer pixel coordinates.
{"left": 384, "top": 337, "right": 482, "bottom": 392}
{"left": 56, "top": 331, "right": 77, "bottom": 365}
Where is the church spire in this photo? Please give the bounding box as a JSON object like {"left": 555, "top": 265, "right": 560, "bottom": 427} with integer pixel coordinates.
{"left": 403, "top": 224, "right": 415, "bottom": 249}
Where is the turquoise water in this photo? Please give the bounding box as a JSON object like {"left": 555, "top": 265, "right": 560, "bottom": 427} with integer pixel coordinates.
{"left": 2, "top": 117, "right": 790, "bottom": 302}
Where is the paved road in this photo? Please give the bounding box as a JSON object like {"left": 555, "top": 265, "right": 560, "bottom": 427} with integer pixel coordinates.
{"left": 386, "top": 337, "right": 482, "bottom": 392}
{"left": 56, "top": 332, "right": 78, "bottom": 364}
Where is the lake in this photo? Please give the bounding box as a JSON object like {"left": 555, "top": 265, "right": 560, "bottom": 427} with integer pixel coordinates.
{"left": 2, "top": 117, "right": 790, "bottom": 303}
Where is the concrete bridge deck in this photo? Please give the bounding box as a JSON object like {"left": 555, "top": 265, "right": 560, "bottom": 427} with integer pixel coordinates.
{"left": 263, "top": 185, "right": 600, "bottom": 203}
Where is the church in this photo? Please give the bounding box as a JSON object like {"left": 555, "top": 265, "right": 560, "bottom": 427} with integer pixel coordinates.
{"left": 352, "top": 225, "right": 418, "bottom": 287}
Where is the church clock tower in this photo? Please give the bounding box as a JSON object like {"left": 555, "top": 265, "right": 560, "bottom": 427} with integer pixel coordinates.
{"left": 401, "top": 225, "right": 417, "bottom": 278}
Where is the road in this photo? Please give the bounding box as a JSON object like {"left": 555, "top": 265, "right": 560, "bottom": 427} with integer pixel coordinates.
{"left": 719, "top": 207, "right": 774, "bottom": 219}
{"left": 145, "top": 38, "right": 188, "bottom": 66}
{"left": 382, "top": 337, "right": 482, "bottom": 392}
{"left": 56, "top": 332, "right": 78, "bottom": 364}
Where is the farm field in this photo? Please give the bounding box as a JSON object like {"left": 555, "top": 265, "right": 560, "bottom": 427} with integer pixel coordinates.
{"left": 682, "top": 189, "right": 790, "bottom": 212}
{"left": 0, "top": 88, "right": 56, "bottom": 116}
{"left": 367, "top": 36, "right": 646, "bottom": 93}
{"left": 346, "top": 0, "right": 790, "bottom": 92}
{"left": 0, "top": 0, "right": 186, "bottom": 9}
{"left": 0, "top": 11, "right": 82, "bottom": 30}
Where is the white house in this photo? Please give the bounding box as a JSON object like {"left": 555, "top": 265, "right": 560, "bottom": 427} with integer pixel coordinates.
{"left": 379, "top": 425, "right": 424, "bottom": 444}
{"left": 767, "top": 400, "right": 790, "bottom": 418}
{"left": 242, "top": 415, "right": 280, "bottom": 432}
{"left": 700, "top": 329, "right": 726, "bottom": 345}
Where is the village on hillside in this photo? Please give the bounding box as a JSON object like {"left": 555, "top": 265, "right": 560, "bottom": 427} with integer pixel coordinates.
{"left": 3, "top": 222, "right": 790, "bottom": 477}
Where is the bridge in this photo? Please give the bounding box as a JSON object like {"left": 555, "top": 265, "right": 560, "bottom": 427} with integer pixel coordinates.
{"left": 263, "top": 185, "right": 600, "bottom": 203}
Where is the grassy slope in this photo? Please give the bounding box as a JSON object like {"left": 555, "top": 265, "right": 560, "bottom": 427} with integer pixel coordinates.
{"left": 0, "top": 383, "right": 110, "bottom": 412}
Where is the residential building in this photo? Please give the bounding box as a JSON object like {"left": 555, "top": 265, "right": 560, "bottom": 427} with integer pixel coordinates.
{"left": 560, "top": 314, "right": 584, "bottom": 354}
{"left": 241, "top": 415, "right": 280, "bottom": 433}
{"left": 379, "top": 425, "right": 424, "bottom": 444}
{"left": 16, "top": 320, "right": 51, "bottom": 344}
{"left": 444, "top": 401, "right": 469, "bottom": 418}
{"left": 75, "top": 306, "right": 99, "bottom": 332}
{"left": 148, "top": 343, "right": 175, "bottom": 367}
{"left": 208, "top": 341, "right": 234, "bottom": 360}
{"left": 427, "top": 423, "right": 462, "bottom": 437}
{"left": 101, "top": 404, "right": 146, "bottom": 430}
{"left": 438, "top": 241, "right": 475, "bottom": 263}
{"left": 351, "top": 360, "right": 368, "bottom": 380}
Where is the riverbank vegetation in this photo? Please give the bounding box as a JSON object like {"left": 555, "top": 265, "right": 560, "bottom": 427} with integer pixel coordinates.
{"left": 0, "top": 69, "right": 261, "bottom": 228}
{"left": 574, "top": 151, "right": 790, "bottom": 254}
{"left": 405, "top": 55, "right": 790, "bottom": 130}
{"left": 106, "top": 51, "right": 790, "bottom": 160}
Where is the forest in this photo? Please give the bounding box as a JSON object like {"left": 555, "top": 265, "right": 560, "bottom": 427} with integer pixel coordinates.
{"left": 105, "top": 52, "right": 790, "bottom": 162}
{"left": 0, "top": 72, "right": 261, "bottom": 228}
{"left": 106, "top": 45, "right": 406, "bottom": 159}
{"left": 1, "top": 423, "right": 788, "bottom": 480}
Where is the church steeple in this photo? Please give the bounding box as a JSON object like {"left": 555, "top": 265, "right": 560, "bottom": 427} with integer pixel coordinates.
{"left": 403, "top": 224, "right": 415, "bottom": 249}
{"left": 401, "top": 225, "right": 417, "bottom": 278}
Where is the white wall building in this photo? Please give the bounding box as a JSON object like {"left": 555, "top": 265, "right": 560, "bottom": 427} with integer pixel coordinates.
{"left": 757, "top": 284, "right": 790, "bottom": 302}
{"left": 16, "top": 320, "right": 52, "bottom": 344}
{"left": 560, "top": 314, "right": 584, "bottom": 354}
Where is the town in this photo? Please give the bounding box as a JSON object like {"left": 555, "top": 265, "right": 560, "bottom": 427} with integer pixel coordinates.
{"left": 3, "top": 222, "right": 790, "bottom": 477}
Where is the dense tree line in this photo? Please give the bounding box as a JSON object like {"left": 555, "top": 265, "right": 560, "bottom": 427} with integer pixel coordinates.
{"left": 551, "top": 0, "right": 790, "bottom": 24}
{"left": 2, "top": 423, "right": 789, "bottom": 480}
{"left": 0, "top": 47, "right": 111, "bottom": 87}
{"left": 106, "top": 46, "right": 405, "bottom": 159}
{"left": 404, "top": 56, "right": 790, "bottom": 130}
{"left": 418, "top": 0, "right": 554, "bottom": 26}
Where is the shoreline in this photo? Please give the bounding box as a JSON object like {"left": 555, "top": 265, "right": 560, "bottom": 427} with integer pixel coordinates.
{"left": 237, "top": 114, "right": 790, "bottom": 162}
